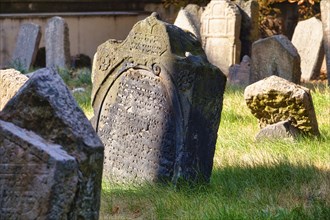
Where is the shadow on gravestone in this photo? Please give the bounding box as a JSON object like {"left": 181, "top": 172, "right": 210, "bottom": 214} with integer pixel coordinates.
{"left": 91, "top": 13, "right": 226, "bottom": 185}
{"left": 0, "top": 68, "right": 104, "bottom": 219}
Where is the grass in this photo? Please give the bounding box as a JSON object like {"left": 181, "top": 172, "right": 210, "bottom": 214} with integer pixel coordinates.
{"left": 66, "top": 69, "right": 329, "bottom": 219}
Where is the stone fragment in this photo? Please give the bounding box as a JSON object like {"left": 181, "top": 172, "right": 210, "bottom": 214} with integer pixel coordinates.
{"left": 45, "top": 16, "right": 71, "bottom": 69}
{"left": 234, "top": 0, "right": 260, "bottom": 58}
{"left": 228, "top": 55, "right": 251, "bottom": 87}
{"left": 201, "top": 0, "right": 241, "bottom": 75}
{"left": 0, "top": 68, "right": 104, "bottom": 219}
{"left": 250, "top": 35, "right": 301, "bottom": 84}
{"left": 292, "top": 17, "right": 324, "bottom": 81}
{"left": 92, "top": 13, "right": 226, "bottom": 184}
{"left": 255, "top": 120, "right": 300, "bottom": 141}
{"left": 0, "top": 119, "right": 78, "bottom": 219}
{"left": 174, "top": 8, "right": 200, "bottom": 40}
{"left": 12, "top": 23, "right": 41, "bottom": 72}
{"left": 244, "top": 75, "right": 320, "bottom": 136}
{"left": 0, "top": 69, "right": 28, "bottom": 111}
{"left": 321, "top": 0, "right": 330, "bottom": 86}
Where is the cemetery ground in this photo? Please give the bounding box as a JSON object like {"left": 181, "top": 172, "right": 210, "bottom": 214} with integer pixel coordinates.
{"left": 64, "top": 68, "right": 329, "bottom": 219}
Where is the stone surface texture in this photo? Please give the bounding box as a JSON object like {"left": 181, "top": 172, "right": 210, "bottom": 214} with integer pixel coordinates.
{"left": 228, "top": 55, "right": 251, "bottom": 86}
{"left": 250, "top": 35, "right": 301, "bottom": 84}
{"left": 184, "top": 4, "right": 203, "bottom": 36}
{"left": 255, "top": 120, "right": 300, "bottom": 141}
{"left": 292, "top": 17, "right": 324, "bottom": 81}
{"left": 0, "top": 119, "right": 78, "bottom": 219}
{"left": 174, "top": 8, "right": 200, "bottom": 40}
{"left": 201, "top": 0, "right": 241, "bottom": 76}
{"left": 321, "top": 0, "right": 330, "bottom": 86}
{"left": 244, "top": 75, "right": 320, "bottom": 136}
{"left": 0, "top": 69, "right": 28, "bottom": 111}
{"left": 45, "top": 16, "right": 71, "bottom": 69}
{"left": 92, "top": 13, "right": 226, "bottom": 184}
{"left": 0, "top": 68, "right": 104, "bottom": 219}
{"left": 12, "top": 23, "right": 41, "bottom": 72}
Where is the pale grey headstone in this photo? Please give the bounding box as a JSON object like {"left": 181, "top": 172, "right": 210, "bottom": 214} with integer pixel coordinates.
{"left": 321, "top": 0, "right": 330, "bottom": 86}
{"left": 174, "top": 8, "right": 200, "bottom": 40}
{"left": 255, "top": 120, "right": 300, "bottom": 141}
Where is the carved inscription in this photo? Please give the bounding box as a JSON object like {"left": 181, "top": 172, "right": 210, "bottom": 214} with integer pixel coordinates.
{"left": 98, "top": 69, "right": 176, "bottom": 183}
{"left": 127, "top": 33, "right": 166, "bottom": 56}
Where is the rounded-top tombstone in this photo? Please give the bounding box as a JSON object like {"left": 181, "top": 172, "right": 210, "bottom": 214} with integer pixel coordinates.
{"left": 91, "top": 13, "right": 226, "bottom": 184}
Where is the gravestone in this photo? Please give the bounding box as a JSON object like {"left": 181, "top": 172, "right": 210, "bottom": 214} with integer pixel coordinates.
{"left": 255, "top": 120, "right": 300, "bottom": 141}
{"left": 0, "top": 69, "right": 28, "bottom": 111}
{"left": 0, "top": 119, "right": 78, "bottom": 219}
{"left": 228, "top": 55, "right": 251, "bottom": 87}
{"left": 292, "top": 17, "right": 324, "bottom": 82}
{"left": 0, "top": 68, "right": 104, "bottom": 219}
{"left": 321, "top": 0, "right": 330, "bottom": 86}
{"left": 92, "top": 13, "right": 226, "bottom": 184}
{"left": 12, "top": 23, "right": 41, "bottom": 72}
{"left": 201, "top": 0, "right": 241, "bottom": 76}
{"left": 244, "top": 75, "right": 320, "bottom": 136}
{"left": 250, "top": 35, "right": 301, "bottom": 84}
{"left": 174, "top": 8, "right": 200, "bottom": 40}
{"left": 234, "top": 0, "right": 260, "bottom": 59}
{"left": 45, "top": 16, "right": 71, "bottom": 69}
{"left": 184, "top": 4, "right": 203, "bottom": 36}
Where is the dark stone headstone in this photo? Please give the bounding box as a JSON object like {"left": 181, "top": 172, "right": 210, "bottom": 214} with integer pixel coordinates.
{"left": 92, "top": 13, "right": 226, "bottom": 184}
{"left": 0, "top": 68, "right": 104, "bottom": 219}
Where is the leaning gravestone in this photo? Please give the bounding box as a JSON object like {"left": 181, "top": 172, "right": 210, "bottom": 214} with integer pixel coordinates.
{"left": 200, "top": 0, "right": 241, "bottom": 76}
{"left": 0, "top": 68, "right": 104, "bottom": 219}
{"left": 250, "top": 35, "right": 301, "bottom": 84}
{"left": 92, "top": 13, "right": 226, "bottom": 184}
{"left": 45, "top": 16, "right": 71, "bottom": 69}
{"left": 292, "top": 17, "right": 324, "bottom": 82}
{"left": 321, "top": 0, "right": 330, "bottom": 86}
{"left": 0, "top": 69, "right": 28, "bottom": 111}
{"left": 184, "top": 4, "right": 203, "bottom": 37}
{"left": 0, "top": 119, "right": 78, "bottom": 219}
{"left": 244, "top": 75, "right": 320, "bottom": 136}
{"left": 12, "top": 23, "right": 41, "bottom": 72}
{"left": 174, "top": 8, "right": 200, "bottom": 40}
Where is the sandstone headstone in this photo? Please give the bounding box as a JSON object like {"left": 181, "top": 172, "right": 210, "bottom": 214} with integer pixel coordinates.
{"left": 92, "top": 13, "right": 226, "bottom": 184}
{"left": 234, "top": 0, "right": 260, "bottom": 59}
{"left": 0, "top": 68, "right": 104, "bottom": 219}
{"left": 228, "top": 55, "right": 251, "bottom": 86}
{"left": 321, "top": 0, "right": 330, "bottom": 86}
{"left": 255, "top": 120, "right": 300, "bottom": 141}
{"left": 0, "top": 119, "right": 78, "bottom": 219}
{"left": 174, "top": 8, "right": 200, "bottom": 40}
{"left": 250, "top": 35, "right": 301, "bottom": 84}
{"left": 201, "top": 0, "right": 241, "bottom": 75}
{"left": 0, "top": 69, "right": 28, "bottom": 111}
{"left": 244, "top": 75, "right": 320, "bottom": 136}
{"left": 184, "top": 4, "right": 203, "bottom": 34}
{"left": 12, "top": 23, "right": 41, "bottom": 72}
{"left": 292, "top": 17, "right": 324, "bottom": 82}
{"left": 45, "top": 16, "right": 71, "bottom": 69}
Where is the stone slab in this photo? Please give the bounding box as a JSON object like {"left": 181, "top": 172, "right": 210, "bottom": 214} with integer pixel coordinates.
{"left": 174, "top": 8, "right": 200, "bottom": 40}
{"left": 321, "top": 0, "right": 330, "bottom": 86}
{"left": 228, "top": 55, "right": 251, "bottom": 87}
{"left": 255, "top": 119, "right": 300, "bottom": 141}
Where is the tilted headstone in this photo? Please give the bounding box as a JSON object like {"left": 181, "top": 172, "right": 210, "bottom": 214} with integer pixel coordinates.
{"left": 234, "top": 0, "right": 260, "bottom": 59}
{"left": 250, "top": 35, "right": 301, "bottom": 84}
{"left": 184, "top": 4, "right": 203, "bottom": 35}
{"left": 45, "top": 16, "right": 71, "bottom": 69}
{"left": 321, "top": 0, "right": 330, "bottom": 86}
{"left": 0, "top": 68, "right": 104, "bottom": 219}
{"left": 201, "top": 0, "right": 241, "bottom": 76}
{"left": 12, "top": 23, "right": 41, "bottom": 72}
{"left": 255, "top": 120, "right": 300, "bottom": 141}
{"left": 0, "top": 69, "right": 28, "bottom": 111}
{"left": 292, "top": 17, "right": 324, "bottom": 82}
{"left": 228, "top": 55, "right": 251, "bottom": 87}
{"left": 244, "top": 75, "right": 320, "bottom": 136}
{"left": 0, "top": 119, "right": 78, "bottom": 219}
{"left": 174, "top": 8, "right": 200, "bottom": 40}
{"left": 92, "top": 13, "right": 226, "bottom": 184}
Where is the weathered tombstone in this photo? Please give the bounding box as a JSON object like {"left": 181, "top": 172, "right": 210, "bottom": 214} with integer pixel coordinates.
{"left": 12, "top": 23, "right": 41, "bottom": 72}
{"left": 0, "top": 69, "right": 28, "bottom": 111}
{"left": 184, "top": 4, "right": 203, "bottom": 35}
{"left": 0, "top": 68, "right": 104, "bottom": 219}
{"left": 244, "top": 75, "right": 320, "bottom": 136}
{"left": 0, "top": 119, "right": 78, "bottom": 219}
{"left": 234, "top": 0, "right": 260, "bottom": 59}
{"left": 292, "top": 17, "right": 324, "bottom": 82}
{"left": 45, "top": 16, "right": 71, "bottom": 69}
{"left": 92, "top": 13, "right": 226, "bottom": 184}
{"left": 174, "top": 8, "right": 200, "bottom": 40}
{"left": 250, "top": 35, "right": 301, "bottom": 84}
{"left": 321, "top": 0, "right": 330, "bottom": 86}
{"left": 255, "top": 119, "right": 300, "bottom": 141}
{"left": 201, "top": 0, "right": 241, "bottom": 76}
{"left": 228, "top": 55, "right": 251, "bottom": 87}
